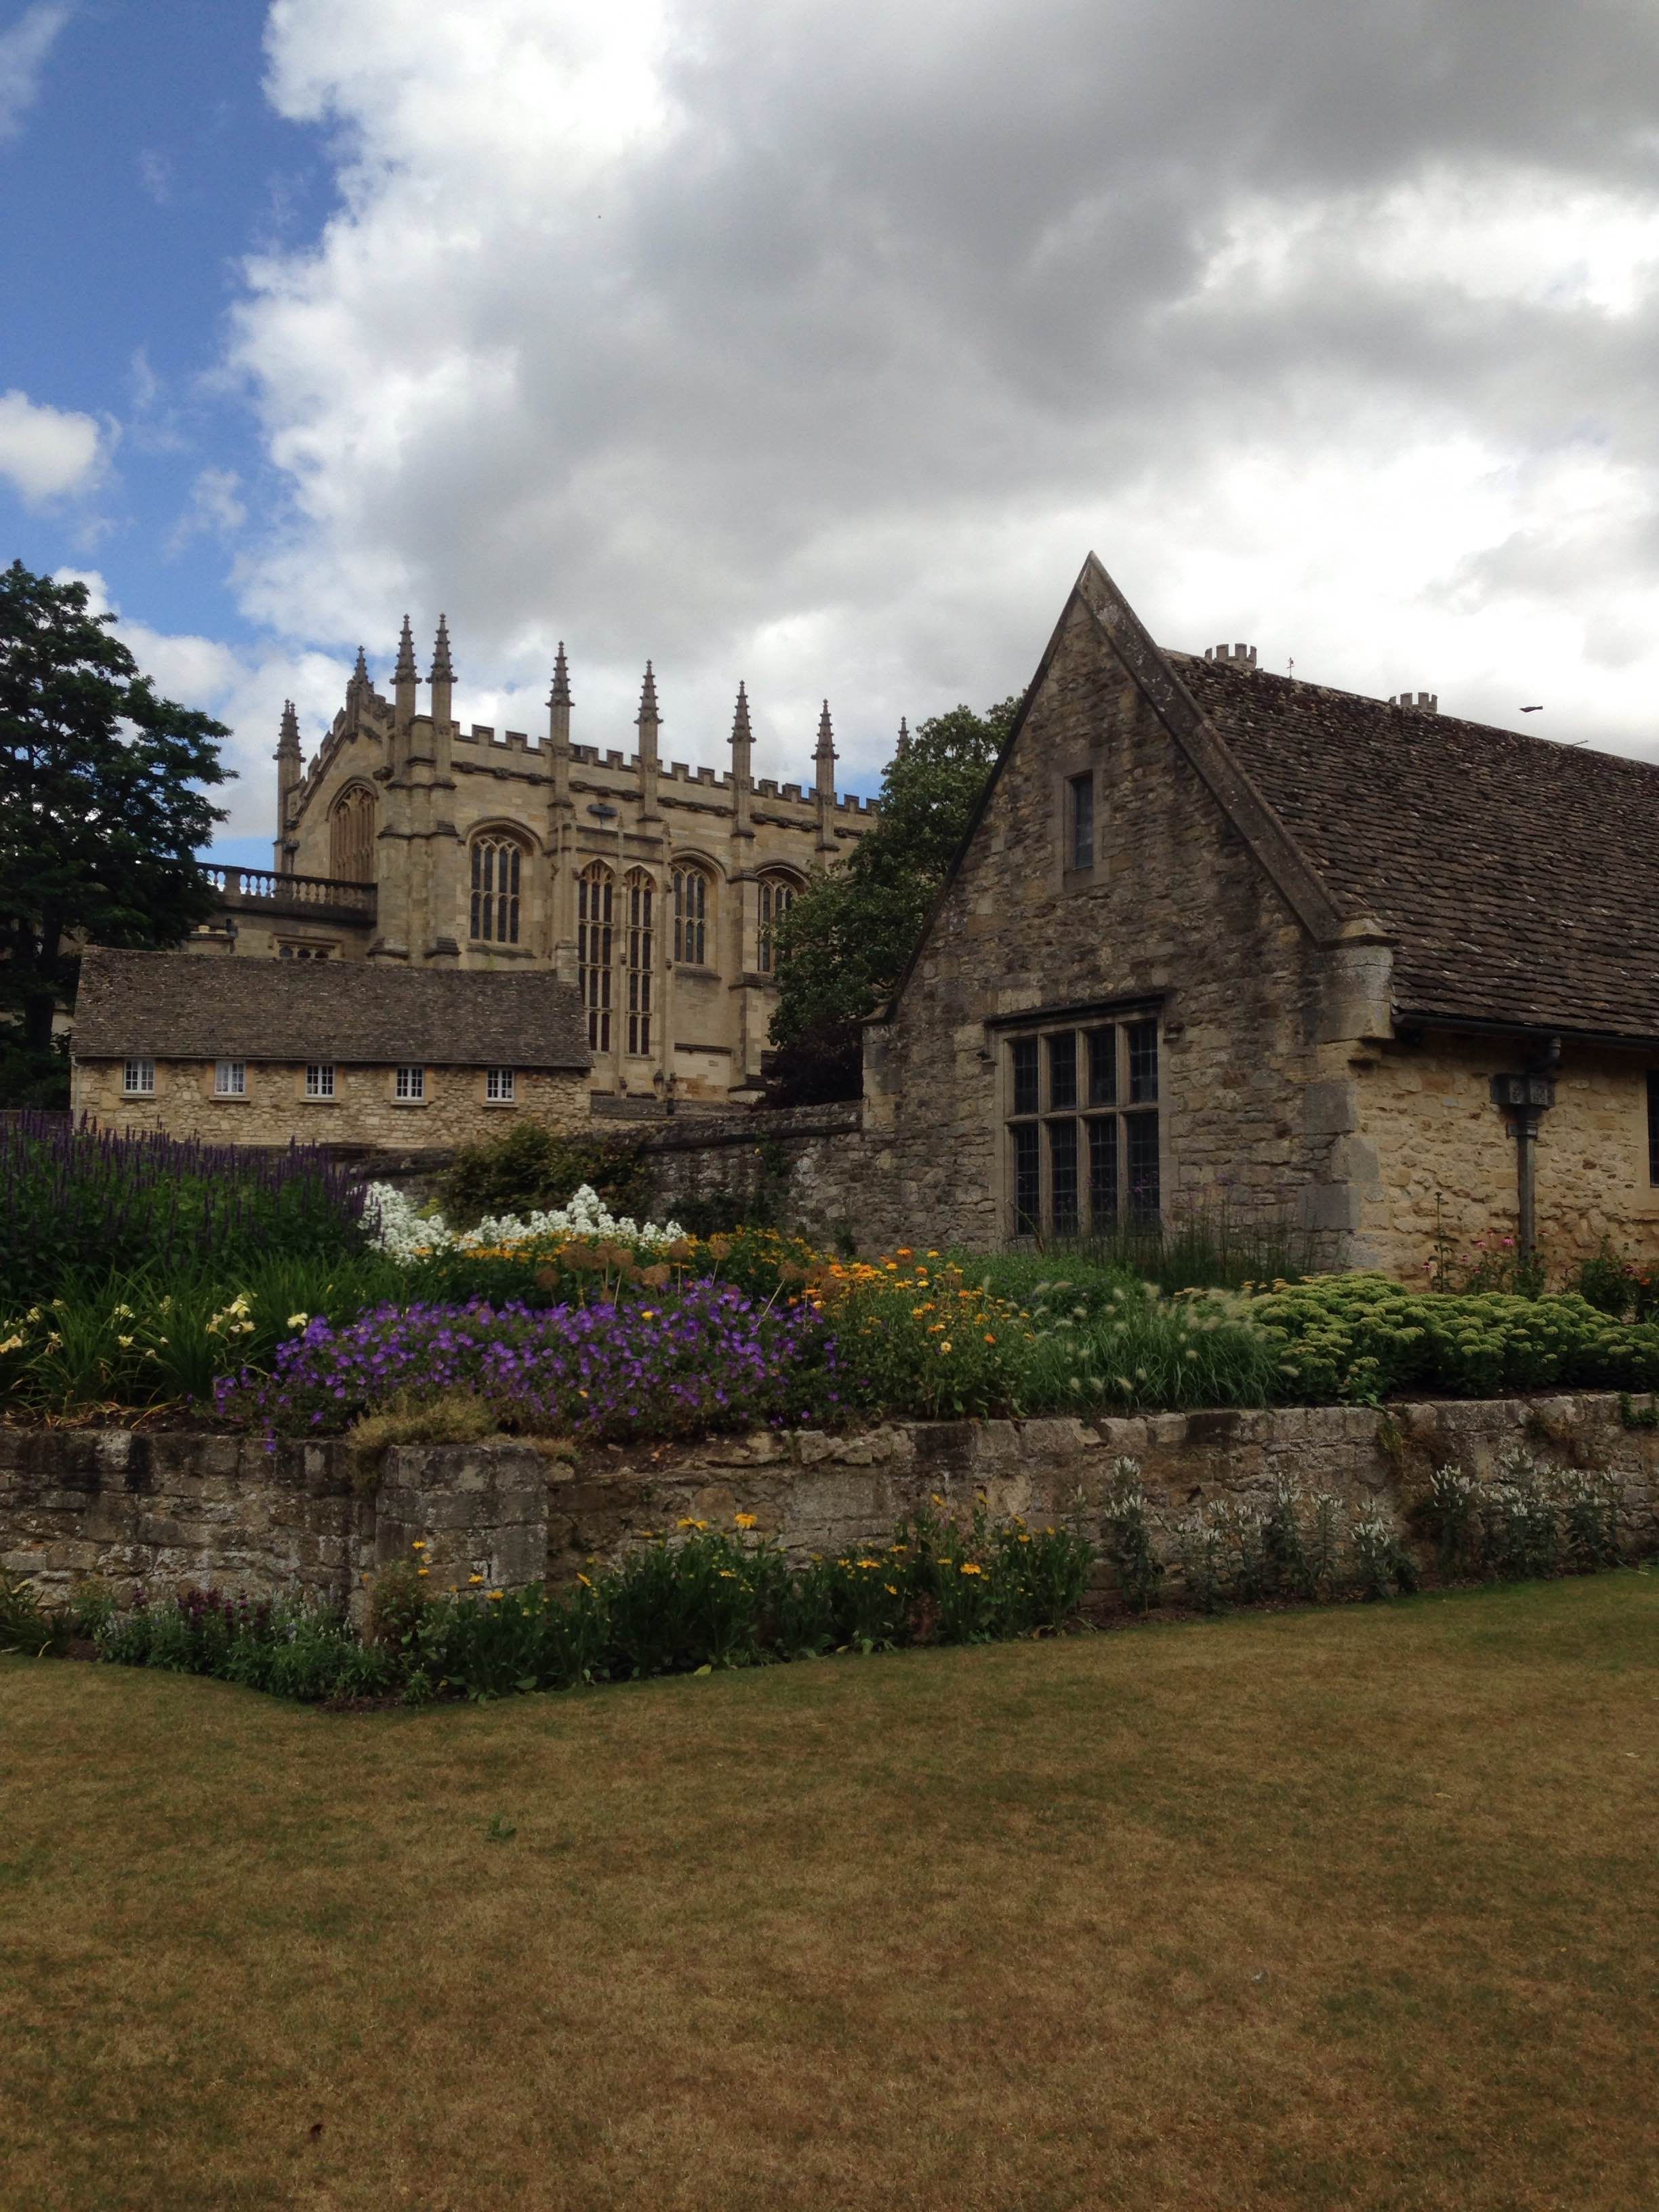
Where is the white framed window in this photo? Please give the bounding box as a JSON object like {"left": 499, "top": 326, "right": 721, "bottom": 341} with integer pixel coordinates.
{"left": 394, "top": 1065, "right": 425, "bottom": 1101}
{"left": 485, "top": 1067, "right": 515, "bottom": 1102}
{"left": 123, "top": 1058, "right": 155, "bottom": 1096}
{"left": 305, "top": 1064, "right": 336, "bottom": 1098}
{"left": 213, "top": 1060, "right": 247, "bottom": 1097}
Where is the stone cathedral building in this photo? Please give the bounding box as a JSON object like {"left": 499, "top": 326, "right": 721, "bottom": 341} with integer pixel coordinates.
{"left": 191, "top": 620, "right": 878, "bottom": 1106}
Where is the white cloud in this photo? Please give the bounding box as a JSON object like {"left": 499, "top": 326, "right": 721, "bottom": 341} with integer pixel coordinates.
{"left": 0, "top": 1, "right": 72, "bottom": 140}
{"left": 54, "top": 567, "right": 349, "bottom": 846}
{"left": 167, "top": 466, "right": 247, "bottom": 554}
{"left": 214, "top": 0, "right": 1659, "bottom": 791}
{"left": 0, "top": 386, "right": 102, "bottom": 502}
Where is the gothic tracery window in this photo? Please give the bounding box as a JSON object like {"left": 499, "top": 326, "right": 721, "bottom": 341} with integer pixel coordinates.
{"left": 578, "top": 861, "right": 614, "bottom": 1052}
{"left": 329, "top": 785, "right": 377, "bottom": 882}
{"left": 625, "top": 867, "right": 655, "bottom": 1056}
{"left": 470, "top": 835, "right": 524, "bottom": 944}
{"left": 673, "top": 864, "right": 711, "bottom": 965}
{"left": 756, "top": 874, "right": 796, "bottom": 975}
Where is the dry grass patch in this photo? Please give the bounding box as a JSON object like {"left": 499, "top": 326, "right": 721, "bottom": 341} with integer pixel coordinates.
{"left": 2, "top": 1574, "right": 1657, "bottom": 2212}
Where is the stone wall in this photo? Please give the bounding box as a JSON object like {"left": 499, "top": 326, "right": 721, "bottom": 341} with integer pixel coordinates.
{"left": 7, "top": 1394, "right": 1655, "bottom": 1616}
{"left": 71, "top": 1058, "right": 590, "bottom": 1149}
{"left": 636, "top": 1103, "right": 900, "bottom": 1248}
{"left": 1353, "top": 1030, "right": 1659, "bottom": 1277}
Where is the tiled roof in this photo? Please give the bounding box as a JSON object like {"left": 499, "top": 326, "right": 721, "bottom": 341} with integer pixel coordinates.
{"left": 73, "top": 949, "right": 592, "bottom": 1069}
{"left": 1173, "top": 654, "right": 1659, "bottom": 1043}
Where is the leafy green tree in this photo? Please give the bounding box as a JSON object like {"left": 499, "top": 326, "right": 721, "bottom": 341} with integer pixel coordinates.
{"left": 0, "top": 562, "right": 231, "bottom": 1105}
{"left": 766, "top": 695, "right": 1021, "bottom": 1101}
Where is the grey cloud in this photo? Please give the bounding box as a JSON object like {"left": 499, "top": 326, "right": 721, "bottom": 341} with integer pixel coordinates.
{"left": 229, "top": 0, "right": 1659, "bottom": 786}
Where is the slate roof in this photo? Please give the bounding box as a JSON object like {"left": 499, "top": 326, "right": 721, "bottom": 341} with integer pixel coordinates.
{"left": 1171, "top": 655, "right": 1659, "bottom": 1043}
{"left": 73, "top": 949, "right": 591, "bottom": 1070}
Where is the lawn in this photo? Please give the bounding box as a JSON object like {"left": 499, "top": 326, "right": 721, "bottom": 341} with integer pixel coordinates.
{"left": 3, "top": 1576, "right": 1656, "bottom": 2212}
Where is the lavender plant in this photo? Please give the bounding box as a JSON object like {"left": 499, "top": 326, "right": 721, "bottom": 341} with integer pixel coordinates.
{"left": 0, "top": 1111, "right": 367, "bottom": 1303}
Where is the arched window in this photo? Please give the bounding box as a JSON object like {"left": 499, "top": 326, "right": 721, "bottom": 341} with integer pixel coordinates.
{"left": 470, "top": 835, "right": 525, "bottom": 944}
{"left": 329, "top": 786, "right": 377, "bottom": 882}
{"left": 625, "top": 869, "right": 655, "bottom": 1056}
{"left": 672, "top": 864, "right": 712, "bottom": 965}
{"left": 756, "top": 874, "right": 796, "bottom": 975}
{"left": 578, "top": 861, "right": 613, "bottom": 1052}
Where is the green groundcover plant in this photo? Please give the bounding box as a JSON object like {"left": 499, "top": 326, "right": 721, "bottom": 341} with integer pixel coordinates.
{"left": 61, "top": 1500, "right": 1097, "bottom": 1704}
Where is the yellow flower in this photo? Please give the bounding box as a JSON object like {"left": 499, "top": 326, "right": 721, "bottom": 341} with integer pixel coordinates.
{"left": 930, "top": 1494, "right": 945, "bottom": 1507}
{"left": 640, "top": 1309, "right": 655, "bottom": 1319}
{"left": 960, "top": 1562, "right": 983, "bottom": 1576}
{"left": 983, "top": 1333, "right": 996, "bottom": 1344}
{"left": 857, "top": 1557, "right": 881, "bottom": 1569}
{"left": 287, "top": 1313, "right": 309, "bottom": 1330}
{"left": 939, "top": 1342, "right": 952, "bottom": 1354}
{"left": 1017, "top": 1533, "right": 1031, "bottom": 1544}
{"left": 885, "top": 1584, "right": 898, "bottom": 1595}
{"left": 416, "top": 1567, "right": 430, "bottom": 1578}
{"left": 468, "top": 1574, "right": 485, "bottom": 1584}
{"left": 678, "top": 1517, "right": 697, "bottom": 1528}
{"left": 117, "top": 1334, "right": 134, "bottom": 1349}
{"left": 0, "top": 1334, "right": 23, "bottom": 1355}
{"left": 733, "top": 1512, "right": 758, "bottom": 1530}
{"left": 576, "top": 1572, "right": 592, "bottom": 1588}
{"left": 411, "top": 1539, "right": 428, "bottom": 1551}
{"left": 718, "top": 1570, "right": 737, "bottom": 1580}
{"left": 489, "top": 1590, "right": 504, "bottom": 1601}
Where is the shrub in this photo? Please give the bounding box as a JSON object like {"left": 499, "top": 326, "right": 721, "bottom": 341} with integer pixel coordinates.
{"left": 1164, "top": 1480, "right": 1418, "bottom": 1611}
{"left": 438, "top": 1124, "right": 653, "bottom": 1229}
{"left": 98, "top": 1586, "right": 399, "bottom": 1701}
{"left": 0, "top": 1111, "right": 368, "bottom": 1305}
{"left": 1414, "top": 1450, "right": 1622, "bottom": 1582}
{"left": 1252, "top": 1274, "right": 1659, "bottom": 1404}
{"left": 1101, "top": 1460, "right": 1166, "bottom": 1612}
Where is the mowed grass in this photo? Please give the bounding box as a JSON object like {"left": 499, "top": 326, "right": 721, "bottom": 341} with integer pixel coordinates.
{"left": 3, "top": 1578, "right": 1657, "bottom": 2212}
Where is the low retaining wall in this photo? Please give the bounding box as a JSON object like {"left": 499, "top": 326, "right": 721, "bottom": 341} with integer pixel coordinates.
{"left": 6, "top": 1394, "right": 1657, "bottom": 1616}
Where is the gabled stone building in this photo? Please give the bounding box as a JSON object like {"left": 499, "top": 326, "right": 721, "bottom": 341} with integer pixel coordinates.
{"left": 865, "top": 555, "right": 1659, "bottom": 1275}
{"left": 71, "top": 948, "right": 590, "bottom": 1147}
{"left": 193, "top": 623, "right": 877, "bottom": 1108}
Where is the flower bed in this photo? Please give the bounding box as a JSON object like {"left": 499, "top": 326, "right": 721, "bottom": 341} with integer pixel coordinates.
{"left": 216, "top": 1280, "right": 842, "bottom": 1445}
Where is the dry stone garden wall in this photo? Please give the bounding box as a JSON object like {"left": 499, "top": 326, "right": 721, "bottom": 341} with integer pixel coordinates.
{"left": 5, "top": 1393, "right": 1656, "bottom": 1617}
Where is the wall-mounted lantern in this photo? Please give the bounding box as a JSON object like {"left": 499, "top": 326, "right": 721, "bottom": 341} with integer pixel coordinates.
{"left": 1489, "top": 1061, "right": 1557, "bottom": 1258}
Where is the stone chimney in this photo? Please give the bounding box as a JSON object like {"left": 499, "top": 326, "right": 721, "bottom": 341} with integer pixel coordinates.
{"left": 1204, "top": 642, "right": 1258, "bottom": 670}
{"left": 1389, "top": 691, "right": 1439, "bottom": 712}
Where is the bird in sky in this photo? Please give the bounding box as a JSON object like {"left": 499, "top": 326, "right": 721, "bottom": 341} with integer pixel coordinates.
{"left": 1519, "top": 704, "right": 1544, "bottom": 712}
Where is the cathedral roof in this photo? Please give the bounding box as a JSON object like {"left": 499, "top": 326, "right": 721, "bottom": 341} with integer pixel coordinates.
{"left": 73, "top": 949, "right": 592, "bottom": 1071}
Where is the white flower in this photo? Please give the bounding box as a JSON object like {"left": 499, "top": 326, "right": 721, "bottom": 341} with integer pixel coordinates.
{"left": 361, "top": 1182, "right": 687, "bottom": 1265}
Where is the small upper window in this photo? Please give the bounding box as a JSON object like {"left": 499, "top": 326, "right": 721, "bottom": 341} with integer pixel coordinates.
{"left": 214, "top": 1060, "right": 247, "bottom": 1097}
{"left": 486, "top": 1067, "right": 515, "bottom": 1102}
{"left": 305, "top": 1064, "right": 335, "bottom": 1098}
{"left": 395, "top": 1065, "right": 425, "bottom": 1101}
{"left": 279, "top": 943, "right": 331, "bottom": 960}
{"left": 1067, "top": 772, "right": 1094, "bottom": 872}
{"left": 123, "top": 1058, "right": 155, "bottom": 1096}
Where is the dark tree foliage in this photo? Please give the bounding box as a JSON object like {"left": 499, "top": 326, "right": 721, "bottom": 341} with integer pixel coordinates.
{"left": 766, "top": 695, "right": 1021, "bottom": 1103}
{"left": 0, "top": 561, "right": 231, "bottom": 1103}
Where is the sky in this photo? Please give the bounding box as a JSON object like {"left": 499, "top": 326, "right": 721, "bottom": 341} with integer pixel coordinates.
{"left": 5, "top": 0, "right": 1659, "bottom": 868}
